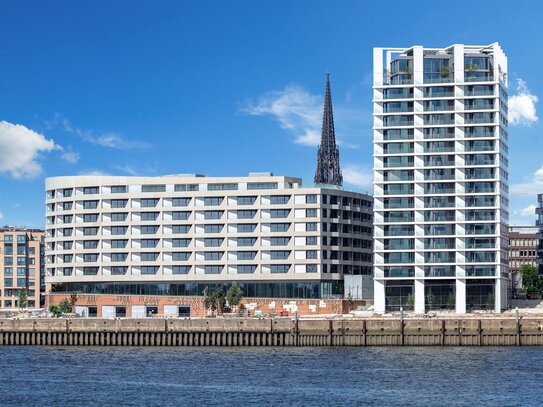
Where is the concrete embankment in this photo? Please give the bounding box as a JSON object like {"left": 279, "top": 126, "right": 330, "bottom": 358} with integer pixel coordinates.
{"left": 1, "top": 317, "right": 543, "bottom": 346}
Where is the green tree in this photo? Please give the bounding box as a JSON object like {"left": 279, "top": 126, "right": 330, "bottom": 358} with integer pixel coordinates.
{"left": 226, "top": 282, "right": 243, "bottom": 310}
{"left": 426, "top": 290, "right": 435, "bottom": 311}
{"left": 18, "top": 287, "right": 28, "bottom": 309}
{"left": 447, "top": 292, "right": 455, "bottom": 309}
{"left": 49, "top": 298, "right": 72, "bottom": 318}
{"left": 486, "top": 293, "right": 495, "bottom": 310}
{"left": 406, "top": 293, "right": 415, "bottom": 310}
{"left": 204, "top": 288, "right": 227, "bottom": 315}
{"left": 521, "top": 264, "right": 543, "bottom": 293}
{"left": 68, "top": 293, "right": 78, "bottom": 312}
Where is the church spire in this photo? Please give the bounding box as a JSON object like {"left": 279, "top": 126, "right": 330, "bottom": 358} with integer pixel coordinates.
{"left": 314, "top": 73, "right": 343, "bottom": 186}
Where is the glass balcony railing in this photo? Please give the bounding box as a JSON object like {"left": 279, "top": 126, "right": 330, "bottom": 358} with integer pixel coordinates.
{"left": 384, "top": 129, "right": 414, "bottom": 140}
{"left": 384, "top": 226, "right": 414, "bottom": 236}
{"left": 384, "top": 102, "right": 413, "bottom": 113}
{"left": 423, "top": 128, "right": 455, "bottom": 139}
{"left": 384, "top": 268, "right": 415, "bottom": 278}
{"left": 424, "top": 157, "right": 455, "bottom": 167}
{"left": 424, "top": 253, "right": 455, "bottom": 263}
{"left": 384, "top": 213, "right": 414, "bottom": 223}
{"left": 423, "top": 212, "right": 455, "bottom": 222}
{"left": 424, "top": 73, "right": 453, "bottom": 84}
{"left": 465, "top": 252, "right": 495, "bottom": 262}
{"left": 465, "top": 113, "right": 494, "bottom": 124}
{"left": 424, "top": 145, "right": 455, "bottom": 153}
{"left": 465, "top": 238, "right": 495, "bottom": 249}
{"left": 384, "top": 240, "right": 414, "bottom": 250}
{"left": 385, "top": 253, "right": 415, "bottom": 264}
{"left": 423, "top": 86, "right": 455, "bottom": 98}
{"left": 424, "top": 266, "right": 455, "bottom": 277}
{"left": 464, "top": 72, "right": 494, "bottom": 82}
{"left": 424, "top": 115, "right": 455, "bottom": 125}
{"left": 465, "top": 100, "right": 494, "bottom": 110}
{"left": 384, "top": 88, "right": 414, "bottom": 99}
{"left": 465, "top": 197, "right": 495, "bottom": 207}
{"left": 424, "top": 225, "right": 455, "bottom": 235}
{"left": 465, "top": 267, "right": 495, "bottom": 277}
{"left": 384, "top": 116, "right": 414, "bottom": 126}
{"left": 464, "top": 127, "right": 494, "bottom": 138}
{"left": 464, "top": 85, "right": 494, "bottom": 96}
{"left": 424, "top": 239, "right": 455, "bottom": 250}
{"left": 424, "top": 197, "right": 455, "bottom": 208}
{"left": 465, "top": 169, "right": 494, "bottom": 179}
{"left": 465, "top": 211, "right": 495, "bottom": 221}
{"left": 465, "top": 225, "right": 496, "bottom": 235}
{"left": 384, "top": 198, "right": 414, "bottom": 209}
{"left": 465, "top": 141, "right": 494, "bottom": 152}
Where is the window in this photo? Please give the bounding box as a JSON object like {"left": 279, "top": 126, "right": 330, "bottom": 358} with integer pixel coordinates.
{"left": 4, "top": 268, "right": 13, "bottom": 276}
{"left": 84, "top": 214, "right": 98, "bottom": 222}
{"left": 238, "top": 210, "right": 257, "bottom": 219}
{"left": 237, "top": 237, "right": 257, "bottom": 247}
{"left": 270, "top": 250, "right": 290, "bottom": 260}
{"left": 174, "top": 184, "right": 199, "bottom": 192}
{"left": 237, "top": 224, "right": 256, "bottom": 233}
{"left": 111, "top": 266, "right": 127, "bottom": 275}
{"left": 111, "top": 239, "right": 128, "bottom": 249}
{"left": 306, "top": 250, "right": 318, "bottom": 259}
{"left": 142, "top": 184, "right": 166, "bottom": 193}
{"left": 306, "top": 264, "right": 318, "bottom": 273}
{"left": 83, "top": 227, "right": 99, "bottom": 236}
{"left": 83, "top": 267, "right": 99, "bottom": 275}
{"left": 62, "top": 188, "right": 73, "bottom": 197}
{"left": 204, "top": 252, "right": 223, "bottom": 260}
{"left": 17, "top": 246, "right": 26, "bottom": 255}
{"left": 237, "top": 265, "right": 256, "bottom": 274}
{"left": 237, "top": 251, "right": 257, "bottom": 260}
{"left": 270, "top": 195, "right": 290, "bottom": 204}
{"left": 141, "top": 239, "right": 159, "bottom": 248}
{"left": 115, "top": 306, "right": 127, "bottom": 317}
{"left": 172, "top": 211, "right": 190, "bottom": 221}
{"left": 111, "top": 226, "right": 127, "bottom": 235}
{"left": 204, "top": 238, "right": 223, "bottom": 247}
{"left": 17, "top": 267, "right": 26, "bottom": 276}
{"left": 172, "top": 198, "right": 191, "bottom": 207}
{"left": 141, "top": 266, "right": 159, "bottom": 275}
{"left": 3, "top": 245, "right": 13, "bottom": 255}
{"left": 141, "top": 253, "right": 158, "bottom": 262}
{"left": 111, "top": 199, "right": 128, "bottom": 208}
{"left": 4, "top": 235, "right": 13, "bottom": 243}
{"left": 4, "top": 278, "right": 13, "bottom": 287}
{"left": 111, "top": 186, "right": 127, "bottom": 193}
{"left": 111, "top": 253, "right": 128, "bottom": 262}
{"left": 270, "top": 237, "right": 289, "bottom": 246}
{"left": 172, "top": 225, "right": 191, "bottom": 234}
{"left": 111, "top": 213, "right": 128, "bottom": 222}
{"left": 172, "top": 239, "right": 191, "bottom": 248}
{"left": 204, "top": 197, "right": 223, "bottom": 206}
{"left": 208, "top": 183, "right": 238, "bottom": 191}
{"left": 306, "top": 209, "right": 317, "bottom": 217}
{"left": 306, "top": 236, "right": 317, "bottom": 245}
{"left": 204, "top": 210, "right": 223, "bottom": 220}
{"left": 141, "top": 212, "right": 159, "bottom": 221}
{"left": 204, "top": 265, "right": 223, "bottom": 274}
{"left": 306, "top": 223, "right": 318, "bottom": 231}
{"left": 63, "top": 228, "right": 73, "bottom": 237}
{"left": 62, "top": 202, "right": 73, "bottom": 210}
{"left": 172, "top": 252, "right": 191, "bottom": 261}
{"left": 204, "top": 224, "right": 223, "bottom": 233}
{"left": 83, "top": 254, "right": 98, "bottom": 262}
{"left": 270, "top": 223, "right": 290, "bottom": 232}
{"left": 62, "top": 215, "right": 73, "bottom": 223}
{"left": 17, "top": 235, "right": 26, "bottom": 243}
{"left": 271, "top": 209, "right": 290, "bottom": 218}
{"left": 237, "top": 196, "right": 256, "bottom": 205}
{"left": 247, "top": 182, "right": 278, "bottom": 190}
{"left": 141, "top": 198, "right": 159, "bottom": 208}
{"left": 306, "top": 195, "right": 318, "bottom": 204}
{"left": 17, "top": 257, "right": 26, "bottom": 265}
{"left": 270, "top": 264, "right": 290, "bottom": 273}
{"left": 83, "top": 200, "right": 99, "bottom": 209}
{"left": 83, "top": 240, "right": 99, "bottom": 249}
{"left": 141, "top": 226, "right": 159, "bottom": 235}
{"left": 83, "top": 186, "right": 99, "bottom": 195}
{"left": 17, "top": 278, "right": 26, "bottom": 287}
{"left": 172, "top": 266, "right": 191, "bottom": 274}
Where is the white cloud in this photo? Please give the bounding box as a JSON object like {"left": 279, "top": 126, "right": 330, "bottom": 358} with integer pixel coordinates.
{"left": 61, "top": 150, "right": 80, "bottom": 164}
{"left": 509, "top": 79, "right": 538, "bottom": 126}
{"left": 45, "top": 114, "right": 148, "bottom": 150}
{"left": 0, "top": 120, "right": 58, "bottom": 179}
{"left": 511, "top": 166, "right": 543, "bottom": 196}
{"left": 243, "top": 85, "right": 322, "bottom": 146}
{"left": 521, "top": 204, "right": 537, "bottom": 216}
{"left": 342, "top": 164, "right": 373, "bottom": 191}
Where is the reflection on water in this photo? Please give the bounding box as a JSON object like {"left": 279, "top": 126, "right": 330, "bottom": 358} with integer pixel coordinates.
{"left": 0, "top": 346, "right": 541, "bottom": 406}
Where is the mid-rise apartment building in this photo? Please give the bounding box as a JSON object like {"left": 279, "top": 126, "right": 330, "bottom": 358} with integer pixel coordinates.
{"left": 0, "top": 227, "right": 45, "bottom": 308}
{"left": 373, "top": 43, "right": 509, "bottom": 313}
{"left": 45, "top": 174, "right": 372, "bottom": 316}
{"left": 508, "top": 226, "right": 538, "bottom": 295}
{"left": 537, "top": 193, "right": 543, "bottom": 276}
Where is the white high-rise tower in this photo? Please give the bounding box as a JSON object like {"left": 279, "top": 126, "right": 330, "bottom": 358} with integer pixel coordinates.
{"left": 373, "top": 43, "right": 509, "bottom": 313}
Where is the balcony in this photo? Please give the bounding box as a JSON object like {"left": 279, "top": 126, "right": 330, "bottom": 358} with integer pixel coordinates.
{"left": 424, "top": 156, "right": 455, "bottom": 167}
{"left": 465, "top": 100, "right": 494, "bottom": 110}
{"left": 383, "top": 102, "right": 413, "bottom": 113}
{"left": 465, "top": 141, "right": 494, "bottom": 152}
{"left": 425, "top": 266, "right": 455, "bottom": 277}
{"left": 423, "top": 128, "right": 455, "bottom": 139}
{"left": 424, "top": 73, "right": 453, "bottom": 84}
{"left": 464, "top": 72, "right": 494, "bottom": 82}
{"left": 465, "top": 113, "right": 494, "bottom": 124}
{"left": 383, "top": 88, "right": 414, "bottom": 99}
{"left": 383, "top": 116, "right": 414, "bottom": 127}
{"left": 464, "top": 126, "right": 494, "bottom": 138}
{"left": 384, "top": 267, "right": 415, "bottom": 278}
{"left": 383, "top": 144, "right": 414, "bottom": 154}
{"left": 384, "top": 129, "right": 414, "bottom": 140}
{"left": 464, "top": 85, "right": 494, "bottom": 96}
{"left": 465, "top": 169, "right": 494, "bottom": 179}
{"left": 423, "top": 86, "right": 455, "bottom": 98}
{"left": 423, "top": 100, "right": 455, "bottom": 112}
{"left": 424, "top": 115, "right": 455, "bottom": 126}
{"left": 465, "top": 267, "right": 495, "bottom": 277}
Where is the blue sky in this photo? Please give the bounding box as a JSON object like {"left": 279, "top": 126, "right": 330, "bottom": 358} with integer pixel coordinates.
{"left": 0, "top": 0, "right": 541, "bottom": 228}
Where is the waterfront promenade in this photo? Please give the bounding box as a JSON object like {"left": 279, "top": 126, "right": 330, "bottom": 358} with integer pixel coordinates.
{"left": 1, "top": 314, "right": 543, "bottom": 346}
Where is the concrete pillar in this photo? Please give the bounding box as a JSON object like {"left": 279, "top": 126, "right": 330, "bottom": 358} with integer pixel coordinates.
{"left": 495, "top": 278, "right": 502, "bottom": 313}
{"left": 374, "top": 279, "right": 386, "bottom": 313}
{"left": 414, "top": 279, "right": 425, "bottom": 314}
{"left": 456, "top": 279, "right": 466, "bottom": 314}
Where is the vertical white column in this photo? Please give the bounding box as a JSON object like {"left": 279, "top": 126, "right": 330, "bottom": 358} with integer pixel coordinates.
{"left": 414, "top": 279, "right": 425, "bottom": 314}
{"left": 495, "top": 277, "right": 502, "bottom": 313}
{"left": 374, "top": 279, "right": 385, "bottom": 313}
{"left": 456, "top": 278, "right": 466, "bottom": 313}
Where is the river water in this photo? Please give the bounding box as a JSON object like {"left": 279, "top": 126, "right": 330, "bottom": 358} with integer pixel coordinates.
{"left": 0, "top": 346, "right": 542, "bottom": 406}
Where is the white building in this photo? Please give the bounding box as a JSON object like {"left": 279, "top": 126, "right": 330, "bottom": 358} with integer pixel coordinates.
{"left": 45, "top": 173, "right": 373, "bottom": 300}
{"left": 373, "top": 43, "right": 509, "bottom": 313}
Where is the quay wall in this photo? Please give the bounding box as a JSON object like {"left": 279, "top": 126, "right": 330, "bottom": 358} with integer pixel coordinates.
{"left": 1, "top": 317, "right": 543, "bottom": 346}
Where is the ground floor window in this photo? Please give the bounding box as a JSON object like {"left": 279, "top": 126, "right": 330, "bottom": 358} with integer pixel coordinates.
{"left": 146, "top": 306, "right": 158, "bottom": 317}
{"left": 425, "top": 280, "right": 455, "bottom": 311}
{"left": 466, "top": 279, "right": 495, "bottom": 311}
{"left": 385, "top": 280, "right": 413, "bottom": 312}
{"left": 115, "top": 306, "right": 126, "bottom": 317}
{"left": 178, "top": 306, "right": 190, "bottom": 318}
